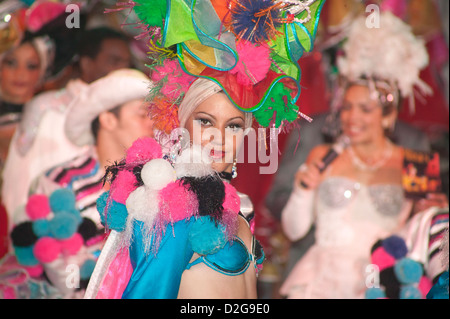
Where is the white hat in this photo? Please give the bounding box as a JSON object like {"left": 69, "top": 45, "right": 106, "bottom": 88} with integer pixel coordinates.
{"left": 65, "top": 68, "right": 152, "bottom": 146}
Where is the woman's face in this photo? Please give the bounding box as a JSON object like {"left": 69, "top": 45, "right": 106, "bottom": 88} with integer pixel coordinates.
{"left": 0, "top": 42, "right": 41, "bottom": 104}
{"left": 184, "top": 92, "right": 246, "bottom": 173}
{"left": 340, "top": 84, "right": 388, "bottom": 145}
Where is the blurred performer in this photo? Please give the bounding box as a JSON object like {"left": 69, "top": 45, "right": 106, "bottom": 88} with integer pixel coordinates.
{"left": 7, "top": 69, "right": 154, "bottom": 298}
{"left": 280, "top": 12, "right": 442, "bottom": 299}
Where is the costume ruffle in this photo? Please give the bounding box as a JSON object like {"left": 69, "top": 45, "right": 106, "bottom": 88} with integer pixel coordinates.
{"left": 108, "top": 0, "right": 326, "bottom": 128}
{"left": 85, "top": 137, "right": 259, "bottom": 298}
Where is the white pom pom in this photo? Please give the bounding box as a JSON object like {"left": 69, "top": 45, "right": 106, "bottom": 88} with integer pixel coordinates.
{"left": 126, "top": 186, "right": 159, "bottom": 224}
{"left": 174, "top": 144, "right": 214, "bottom": 178}
{"left": 141, "top": 158, "right": 176, "bottom": 190}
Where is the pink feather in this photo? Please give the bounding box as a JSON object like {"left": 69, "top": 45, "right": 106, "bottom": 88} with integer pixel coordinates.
{"left": 159, "top": 181, "right": 198, "bottom": 223}
{"left": 223, "top": 182, "right": 241, "bottom": 214}
{"left": 110, "top": 170, "right": 138, "bottom": 204}
{"left": 125, "top": 137, "right": 162, "bottom": 164}
{"left": 230, "top": 41, "right": 271, "bottom": 86}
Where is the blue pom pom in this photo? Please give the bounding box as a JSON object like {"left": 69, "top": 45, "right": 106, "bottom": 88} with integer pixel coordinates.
{"left": 107, "top": 201, "right": 128, "bottom": 232}
{"left": 96, "top": 191, "right": 109, "bottom": 214}
{"left": 97, "top": 192, "right": 128, "bottom": 232}
{"left": 188, "top": 216, "right": 227, "bottom": 255}
{"left": 32, "top": 219, "right": 50, "bottom": 237}
{"left": 80, "top": 259, "right": 97, "bottom": 280}
{"left": 382, "top": 235, "right": 408, "bottom": 259}
{"left": 365, "top": 287, "right": 386, "bottom": 299}
{"left": 14, "top": 245, "right": 39, "bottom": 266}
{"left": 66, "top": 208, "right": 82, "bottom": 226}
{"left": 400, "top": 284, "right": 423, "bottom": 299}
{"left": 394, "top": 258, "right": 423, "bottom": 284}
{"left": 49, "top": 212, "right": 78, "bottom": 239}
{"left": 49, "top": 188, "right": 76, "bottom": 213}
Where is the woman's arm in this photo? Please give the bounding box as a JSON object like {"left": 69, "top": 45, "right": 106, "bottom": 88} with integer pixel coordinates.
{"left": 281, "top": 144, "right": 330, "bottom": 241}
{"left": 281, "top": 184, "right": 315, "bottom": 241}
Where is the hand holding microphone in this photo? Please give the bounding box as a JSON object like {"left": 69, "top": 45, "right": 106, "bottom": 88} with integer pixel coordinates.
{"left": 297, "top": 135, "right": 350, "bottom": 189}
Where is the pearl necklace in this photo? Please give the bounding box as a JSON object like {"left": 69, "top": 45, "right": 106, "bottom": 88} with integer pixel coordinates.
{"left": 348, "top": 139, "right": 393, "bottom": 171}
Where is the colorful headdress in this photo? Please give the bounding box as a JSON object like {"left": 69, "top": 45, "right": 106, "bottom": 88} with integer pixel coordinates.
{"left": 336, "top": 11, "right": 432, "bottom": 112}
{"left": 109, "top": 0, "right": 326, "bottom": 130}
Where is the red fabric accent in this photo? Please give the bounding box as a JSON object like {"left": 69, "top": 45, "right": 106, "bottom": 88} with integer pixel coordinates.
{"left": 398, "top": 40, "right": 449, "bottom": 138}
{"left": 0, "top": 200, "right": 9, "bottom": 259}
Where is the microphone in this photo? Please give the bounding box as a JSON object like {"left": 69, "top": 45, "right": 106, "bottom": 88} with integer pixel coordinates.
{"left": 300, "top": 135, "right": 350, "bottom": 188}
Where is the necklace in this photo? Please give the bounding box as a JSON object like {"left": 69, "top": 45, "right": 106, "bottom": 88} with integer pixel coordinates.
{"left": 348, "top": 139, "right": 393, "bottom": 171}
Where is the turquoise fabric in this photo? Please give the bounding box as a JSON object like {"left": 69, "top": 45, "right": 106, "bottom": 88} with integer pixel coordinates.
{"left": 186, "top": 237, "right": 251, "bottom": 276}
{"left": 122, "top": 218, "right": 194, "bottom": 299}
{"left": 121, "top": 216, "right": 265, "bottom": 298}
{"left": 427, "top": 271, "right": 449, "bottom": 299}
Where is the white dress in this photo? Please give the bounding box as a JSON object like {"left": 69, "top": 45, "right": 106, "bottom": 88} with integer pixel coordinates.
{"left": 280, "top": 176, "right": 411, "bottom": 299}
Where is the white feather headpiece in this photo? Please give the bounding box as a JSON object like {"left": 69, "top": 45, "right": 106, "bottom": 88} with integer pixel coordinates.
{"left": 337, "top": 11, "right": 432, "bottom": 110}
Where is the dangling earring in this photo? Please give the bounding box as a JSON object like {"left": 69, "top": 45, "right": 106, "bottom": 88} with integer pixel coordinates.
{"left": 231, "top": 158, "right": 238, "bottom": 179}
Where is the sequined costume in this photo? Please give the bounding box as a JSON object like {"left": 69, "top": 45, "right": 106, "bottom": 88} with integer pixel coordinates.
{"left": 280, "top": 171, "right": 411, "bottom": 298}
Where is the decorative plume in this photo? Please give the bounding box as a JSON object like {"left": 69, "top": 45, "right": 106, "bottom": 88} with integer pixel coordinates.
{"left": 229, "top": 0, "right": 283, "bottom": 43}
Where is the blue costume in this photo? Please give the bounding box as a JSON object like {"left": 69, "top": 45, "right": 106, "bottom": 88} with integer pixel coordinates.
{"left": 122, "top": 214, "right": 264, "bottom": 299}
{"left": 84, "top": 139, "right": 265, "bottom": 299}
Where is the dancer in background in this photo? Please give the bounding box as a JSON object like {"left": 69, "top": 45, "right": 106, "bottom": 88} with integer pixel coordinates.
{"left": 5, "top": 69, "right": 154, "bottom": 298}
{"left": 280, "top": 11, "right": 447, "bottom": 299}
{"left": 1, "top": 26, "right": 131, "bottom": 228}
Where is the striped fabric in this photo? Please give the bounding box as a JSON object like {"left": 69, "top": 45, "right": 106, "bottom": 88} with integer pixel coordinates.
{"left": 35, "top": 147, "right": 105, "bottom": 228}
{"left": 428, "top": 209, "right": 449, "bottom": 284}
{"left": 26, "top": 147, "right": 108, "bottom": 296}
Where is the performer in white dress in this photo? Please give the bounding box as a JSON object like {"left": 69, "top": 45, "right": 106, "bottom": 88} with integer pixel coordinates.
{"left": 280, "top": 11, "right": 436, "bottom": 299}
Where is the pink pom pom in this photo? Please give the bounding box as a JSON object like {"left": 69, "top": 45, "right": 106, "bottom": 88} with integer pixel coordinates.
{"left": 60, "top": 233, "right": 84, "bottom": 256}
{"left": 110, "top": 170, "right": 138, "bottom": 204}
{"left": 151, "top": 60, "right": 195, "bottom": 100}
{"left": 159, "top": 181, "right": 198, "bottom": 222}
{"left": 125, "top": 137, "right": 162, "bottom": 163}
{"left": 25, "top": 194, "right": 51, "bottom": 220}
{"left": 230, "top": 40, "right": 271, "bottom": 86}
{"left": 223, "top": 182, "right": 240, "bottom": 214}
{"left": 151, "top": 59, "right": 179, "bottom": 82}
{"left": 418, "top": 276, "right": 432, "bottom": 297}
{"left": 33, "top": 237, "right": 61, "bottom": 263}
{"left": 24, "top": 264, "right": 44, "bottom": 278}
{"left": 371, "top": 247, "right": 396, "bottom": 270}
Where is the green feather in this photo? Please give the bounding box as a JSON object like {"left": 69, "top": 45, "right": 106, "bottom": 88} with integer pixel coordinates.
{"left": 253, "top": 83, "right": 299, "bottom": 127}
{"left": 133, "top": 0, "right": 167, "bottom": 28}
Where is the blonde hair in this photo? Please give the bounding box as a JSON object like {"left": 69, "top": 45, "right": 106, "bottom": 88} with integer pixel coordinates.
{"left": 178, "top": 78, "right": 253, "bottom": 129}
